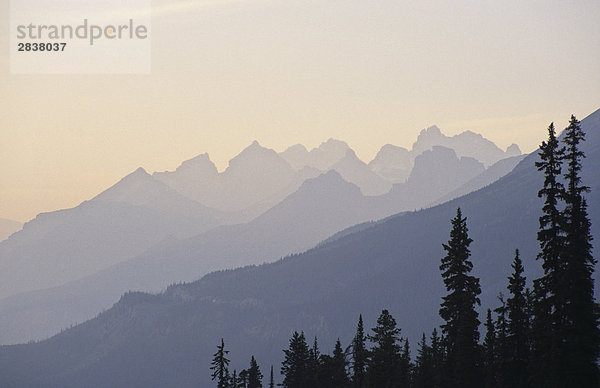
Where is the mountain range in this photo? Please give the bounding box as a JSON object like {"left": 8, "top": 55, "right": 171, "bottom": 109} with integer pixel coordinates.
{"left": 0, "top": 126, "right": 523, "bottom": 345}
{"left": 0, "top": 109, "right": 596, "bottom": 386}
{"left": 0, "top": 150, "right": 520, "bottom": 344}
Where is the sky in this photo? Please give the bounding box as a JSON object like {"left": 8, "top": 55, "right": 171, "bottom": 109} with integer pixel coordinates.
{"left": 1, "top": 0, "right": 599, "bottom": 222}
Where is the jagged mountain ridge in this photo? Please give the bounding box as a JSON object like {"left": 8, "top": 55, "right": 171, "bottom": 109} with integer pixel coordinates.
{"left": 153, "top": 128, "right": 522, "bottom": 208}
{"left": 412, "top": 125, "right": 521, "bottom": 167}
{"left": 0, "top": 109, "right": 596, "bottom": 387}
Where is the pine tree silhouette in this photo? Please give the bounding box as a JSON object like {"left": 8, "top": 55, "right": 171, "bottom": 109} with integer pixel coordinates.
{"left": 367, "top": 309, "right": 404, "bottom": 387}
{"left": 439, "top": 208, "right": 482, "bottom": 387}
{"left": 351, "top": 314, "right": 368, "bottom": 387}
{"left": 558, "top": 115, "right": 599, "bottom": 386}
{"left": 281, "top": 331, "right": 310, "bottom": 388}
{"left": 269, "top": 365, "right": 275, "bottom": 388}
{"left": 210, "top": 338, "right": 231, "bottom": 388}
{"left": 505, "top": 250, "right": 530, "bottom": 387}
{"left": 248, "top": 355, "right": 263, "bottom": 388}
{"left": 483, "top": 309, "right": 497, "bottom": 388}
{"left": 531, "top": 122, "right": 565, "bottom": 386}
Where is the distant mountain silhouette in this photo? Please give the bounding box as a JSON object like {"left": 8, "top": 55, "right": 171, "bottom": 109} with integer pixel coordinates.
{"left": 280, "top": 138, "right": 351, "bottom": 171}
{"left": 152, "top": 153, "right": 220, "bottom": 206}
{"left": 412, "top": 125, "right": 520, "bottom": 167}
{"left": 1, "top": 109, "right": 595, "bottom": 387}
{"left": 0, "top": 168, "right": 229, "bottom": 300}
{"left": 153, "top": 129, "right": 518, "bottom": 205}
{"left": 330, "top": 149, "right": 392, "bottom": 195}
{"left": 372, "top": 146, "right": 485, "bottom": 214}
{"left": 432, "top": 154, "right": 526, "bottom": 205}
{"left": 0, "top": 218, "right": 22, "bottom": 243}
{"left": 155, "top": 141, "right": 318, "bottom": 215}
{"left": 368, "top": 144, "right": 412, "bottom": 183}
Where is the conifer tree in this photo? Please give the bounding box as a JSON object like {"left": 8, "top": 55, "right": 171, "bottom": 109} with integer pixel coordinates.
{"left": 308, "top": 337, "right": 321, "bottom": 385}
{"left": 399, "top": 339, "right": 411, "bottom": 387}
{"left": 248, "top": 356, "right": 263, "bottom": 388}
{"left": 269, "top": 365, "right": 274, "bottom": 388}
{"left": 494, "top": 294, "right": 508, "bottom": 387}
{"left": 367, "top": 309, "right": 404, "bottom": 387}
{"left": 351, "top": 314, "right": 368, "bottom": 387}
{"left": 429, "top": 328, "right": 443, "bottom": 388}
{"left": 281, "top": 331, "right": 310, "bottom": 388}
{"left": 231, "top": 369, "right": 238, "bottom": 388}
{"left": 330, "top": 338, "right": 350, "bottom": 387}
{"left": 210, "top": 338, "right": 231, "bottom": 388}
{"left": 238, "top": 370, "right": 249, "bottom": 388}
{"left": 505, "top": 250, "right": 530, "bottom": 387}
{"left": 558, "top": 115, "right": 599, "bottom": 386}
{"left": 413, "top": 333, "right": 432, "bottom": 388}
{"left": 483, "top": 309, "right": 497, "bottom": 388}
{"left": 531, "top": 122, "right": 564, "bottom": 386}
{"left": 439, "top": 208, "right": 482, "bottom": 387}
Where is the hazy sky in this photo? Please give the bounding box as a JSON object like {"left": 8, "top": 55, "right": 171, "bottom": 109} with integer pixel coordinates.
{"left": 1, "top": 0, "right": 599, "bottom": 222}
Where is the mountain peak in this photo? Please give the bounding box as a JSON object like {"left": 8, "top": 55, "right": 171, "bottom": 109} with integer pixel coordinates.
{"left": 320, "top": 138, "right": 349, "bottom": 149}
{"left": 171, "top": 153, "right": 217, "bottom": 173}
{"left": 370, "top": 144, "right": 410, "bottom": 163}
{"left": 460, "top": 130, "right": 483, "bottom": 139}
{"left": 506, "top": 144, "right": 521, "bottom": 156}
{"left": 421, "top": 125, "right": 442, "bottom": 136}
{"left": 187, "top": 152, "right": 211, "bottom": 162}
{"left": 229, "top": 141, "right": 278, "bottom": 165}
{"left": 280, "top": 139, "right": 352, "bottom": 171}
{"left": 92, "top": 167, "right": 170, "bottom": 204}
{"left": 295, "top": 170, "right": 361, "bottom": 196}
{"left": 369, "top": 144, "right": 412, "bottom": 183}
{"left": 132, "top": 167, "right": 149, "bottom": 176}
{"left": 284, "top": 144, "right": 308, "bottom": 153}
{"left": 223, "top": 141, "right": 294, "bottom": 193}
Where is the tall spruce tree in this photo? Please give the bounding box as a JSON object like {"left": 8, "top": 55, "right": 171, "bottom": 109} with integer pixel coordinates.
{"left": 505, "top": 249, "right": 530, "bottom": 387}
{"left": 494, "top": 294, "right": 508, "bottom": 387}
{"left": 247, "top": 356, "right": 263, "bottom": 388}
{"left": 210, "top": 338, "right": 231, "bottom": 388}
{"left": 483, "top": 309, "right": 497, "bottom": 388}
{"left": 429, "top": 328, "right": 443, "bottom": 388}
{"left": 413, "top": 333, "right": 433, "bottom": 388}
{"left": 531, "top": 122, "right": 565, "bottom": 386}
{"left": 558, "top": 115, "right": 599, "bottom": 386}
{"left": 308, "top": 337, "right": 321, "bottom": 386}
{"left": 330, "top": 338, "right": 350, "bottom": 387}
{"left": 269, "top": 365, "right": 274, "bottom": 388}
{"left": 352, "top": 315, "right": 368, "bottom": 387}
{"left": 281, "top": 331, "right": 310, "bottom": 388}
{"left": 367, "top": 309, "right": 404, "bottom": 387}
{"left": 316, "top": 339, "right": 350, "bottom": 388}
{"left": 399, "top": 339, "right": 411, "bottom": 387}
{"left": 439, "top": 208, "right": 482, "bottom": 387}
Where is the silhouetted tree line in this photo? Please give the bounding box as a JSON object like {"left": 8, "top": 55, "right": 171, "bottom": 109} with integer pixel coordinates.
{"left": 211, "top": 116, "right": 598, "bottom": 387}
